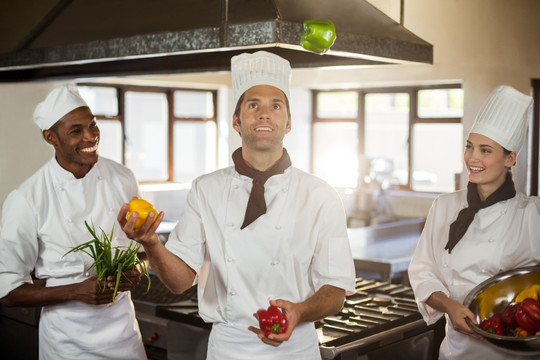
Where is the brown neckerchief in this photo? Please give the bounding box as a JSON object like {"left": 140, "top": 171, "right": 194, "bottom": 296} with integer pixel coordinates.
{"left": 445, "top": 172, "right": 516, "bottom": 253}
{"left": 232, "top": 147, "right": 292, "bottom": 229}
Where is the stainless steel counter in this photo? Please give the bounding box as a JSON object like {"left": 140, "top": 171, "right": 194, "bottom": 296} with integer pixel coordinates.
{"left": 348, "top": 218, "right": 424, "bottom": 282}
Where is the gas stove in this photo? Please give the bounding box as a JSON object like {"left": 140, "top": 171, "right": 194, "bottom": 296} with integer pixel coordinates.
{"left": 317, "top": 278, "right": 443, "bottom": 359}
{"left": 133, "top": 276, "right": 444, "bottom": 360}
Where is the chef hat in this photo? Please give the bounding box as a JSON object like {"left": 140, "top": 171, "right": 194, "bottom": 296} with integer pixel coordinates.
{"left": 231, "top": 51, "right": 291, "bottom": 107}
{"left": 469, "top": 85, "right": 533, "bottom": 152}
{"left": 33, "top": 84, "right": 89, "bottom": 130}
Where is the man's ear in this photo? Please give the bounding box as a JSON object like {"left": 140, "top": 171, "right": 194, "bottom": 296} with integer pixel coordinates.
{"left": 286, "top": 118, "right": 292, "bottom": 134}
{"left": 232, "top": 115, "right": 241, "bottom": 132}
{"left": 42, "top": 129, "right": 57, "bottom": 147}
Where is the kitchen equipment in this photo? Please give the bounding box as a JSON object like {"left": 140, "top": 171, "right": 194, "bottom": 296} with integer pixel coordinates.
{"left": 348, "top": 218, "right": 424, "bottom": 283}
{"left": 132, "top": 272, "right": 200, "bottom": 359}
{"left": 0, "top": 305, "right": 40, "bottom": 360}
{"left": 463, "top": 265, "right": 540, "bottom": 356}
{"left": 133, "top": 275, "right": 443, "bottom": 359}
{"left": 317, "top": 277, "right": 443, "bottom": 359}
{"left": 0, "top": 0, "right": 433, "bottom": 81}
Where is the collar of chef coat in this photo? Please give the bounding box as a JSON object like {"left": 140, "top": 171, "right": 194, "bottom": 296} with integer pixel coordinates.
{"left": 50, "top": 156, "right": 101, "bottom": 185}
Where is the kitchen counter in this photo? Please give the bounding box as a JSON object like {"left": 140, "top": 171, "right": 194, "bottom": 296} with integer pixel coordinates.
{"left": 0, "top": 304, "right": 40, "bottom": 360}
{"left": 348, "top": 218, "right": 425, "bottom": 282}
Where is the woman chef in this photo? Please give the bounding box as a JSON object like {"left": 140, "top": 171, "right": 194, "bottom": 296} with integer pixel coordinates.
{"left": 408, "top": 85, "right": 540, "bottom": 360}
{"left": 0, "top": 85, "right": 146, "bottom": 359}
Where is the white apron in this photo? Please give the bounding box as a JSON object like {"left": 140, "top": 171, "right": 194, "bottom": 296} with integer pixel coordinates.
{"left": 0, "top": 157, "right": 145, "bottom": 359}
{"left": 39, "top": 285, "right": 146, "bottom": 360}
{"left": 207, "top": 322, "right": 321, "bottom": 360}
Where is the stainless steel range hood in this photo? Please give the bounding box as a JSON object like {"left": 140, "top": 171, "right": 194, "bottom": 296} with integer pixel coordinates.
{"left": 0, "top": 0, "right": 433, "bottom": 82}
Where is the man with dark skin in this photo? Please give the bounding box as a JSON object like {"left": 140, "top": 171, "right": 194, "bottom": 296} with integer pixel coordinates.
{"left": 0, "top": 85, "right": 146, "bottom": 359}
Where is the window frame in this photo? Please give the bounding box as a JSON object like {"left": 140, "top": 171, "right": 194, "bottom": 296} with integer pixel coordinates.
{"left": 311, "top": 83, "right": 463, "bottom": 192}
{"left": 77, "top": 82, "right": 218, "bottom": 183}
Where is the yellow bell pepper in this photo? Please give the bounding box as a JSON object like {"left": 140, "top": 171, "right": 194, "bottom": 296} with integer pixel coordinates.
{"left": 126, "top": 198, "right": 158, "bottom": 229}
{"left": 515, "top": 284, "right": 540, "bottom": 303}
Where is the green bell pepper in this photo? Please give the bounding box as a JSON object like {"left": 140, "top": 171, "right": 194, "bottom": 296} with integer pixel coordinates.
{"left": 300, "top": 19, "right": 337, "bottom": 54}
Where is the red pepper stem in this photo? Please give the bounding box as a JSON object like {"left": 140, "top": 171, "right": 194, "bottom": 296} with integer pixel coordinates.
{"left": 271, "top": 323, "right": 281, "bottom": 334}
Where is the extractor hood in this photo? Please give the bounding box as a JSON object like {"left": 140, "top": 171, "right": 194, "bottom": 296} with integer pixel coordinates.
{"left": 0, "top": 0, "right": 433, "bottom": 82}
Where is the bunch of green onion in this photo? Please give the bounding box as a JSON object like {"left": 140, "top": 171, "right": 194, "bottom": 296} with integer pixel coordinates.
{"left": 64, "top": 220, "right": 151, "bottom": 304}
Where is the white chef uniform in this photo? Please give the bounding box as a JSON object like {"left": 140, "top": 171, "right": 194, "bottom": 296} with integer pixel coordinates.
{"left": 165, "top": 165, "right": 356, "bottom": 359}
{"left": 0, "top": 156, "right": 146, "bottom": 360}
{"left": 409, "top": 189, "right": 540, "bottom": 360}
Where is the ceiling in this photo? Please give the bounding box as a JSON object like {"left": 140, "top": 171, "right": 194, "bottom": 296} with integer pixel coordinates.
{"left": 0, "top": 0, "right": 433, "bottom": 82}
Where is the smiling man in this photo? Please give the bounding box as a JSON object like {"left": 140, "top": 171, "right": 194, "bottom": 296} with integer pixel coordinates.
{"left": 0, "top": 85, "right": 146, "bottom": 359}
{"left": 117, "top": 51, "right": 356, "bottom": 359}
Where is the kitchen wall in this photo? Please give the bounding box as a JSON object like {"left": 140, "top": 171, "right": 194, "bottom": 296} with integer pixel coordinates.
{"left": 1, "top": 0, "right": 540, "bottom": 221}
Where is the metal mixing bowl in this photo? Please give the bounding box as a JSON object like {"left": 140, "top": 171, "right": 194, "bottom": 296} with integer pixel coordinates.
{"left": 463, "top": 265, "right": 540, "bottom": 355}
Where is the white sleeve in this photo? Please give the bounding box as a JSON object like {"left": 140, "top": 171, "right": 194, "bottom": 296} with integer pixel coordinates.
{"left": 527, "top": 196, "right": 540, "bottom": 265}
{"left": 408, "top": 196, "right": 450, "bottom": 325}
{"left": 0, "top": 190, "right": 39, "bottom": 298}
{"left": 165, "top": 180, "right": 205, "bottom": 275}
{"left": 311, "top": 187, "right": 356, "bottom": 296}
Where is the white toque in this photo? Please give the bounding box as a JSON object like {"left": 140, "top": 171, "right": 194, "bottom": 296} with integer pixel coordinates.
{"left": 231, "top": 51, "right": 291, "bottom": 107}
{"left": 33, "top": 84, "right": 89, "bottom": 130}
{"left": 469, "top": 85, "right": 533, "bottom": 152}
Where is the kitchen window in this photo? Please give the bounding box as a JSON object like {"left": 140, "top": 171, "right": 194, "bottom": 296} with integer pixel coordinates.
{"left": 312, "top": 85, "right": 464, "bottom": 193}
{"left": 77, "top": 84, "right": 218, "bottom": 183}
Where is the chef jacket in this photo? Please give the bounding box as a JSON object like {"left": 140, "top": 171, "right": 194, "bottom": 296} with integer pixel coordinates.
{"left": 165, "top": 165, "right": 356, "bottom": 359}
{"left": 409, "top": 189, "right": 540, "bottom": 360}
{"left": 0, "top": 157, "right": 146, "bottom": 360}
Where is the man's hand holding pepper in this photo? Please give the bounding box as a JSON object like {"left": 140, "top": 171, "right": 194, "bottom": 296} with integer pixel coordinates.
{"left": 249, "top": 299, "right": 298, "bottom": 347}
{"left": 249, "top": 285, "right": 346, "bottom": 346}
{"left": 117, "top": 200, "right": 164, "bottom": 248}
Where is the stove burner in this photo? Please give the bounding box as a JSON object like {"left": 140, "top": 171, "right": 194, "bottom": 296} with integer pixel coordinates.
{"left": 317, "top": 277, "right": 423, "bottom": 352}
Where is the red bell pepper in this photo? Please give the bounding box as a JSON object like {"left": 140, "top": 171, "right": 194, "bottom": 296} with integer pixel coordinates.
{"left": 501, "top": 303, "right": 519, "bottom": 328}
{"left": 257, "top": 305, "right": 288, "bottom": 337}
{"left": 515, "top": 298, "right": 540, "bottom": 334}
{"left": 480, "top": 313, "right": 505, "bottom": 335}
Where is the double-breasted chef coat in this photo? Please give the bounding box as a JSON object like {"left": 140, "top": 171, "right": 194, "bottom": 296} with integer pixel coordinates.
{"left": 409, "top": 189, "right": 540, "bottom": 360}
{"left": 165, "top": 165, "right": 356, "bottom": 359}
{"left": 0, "top": 157, "right": 146, "bottom": 360}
